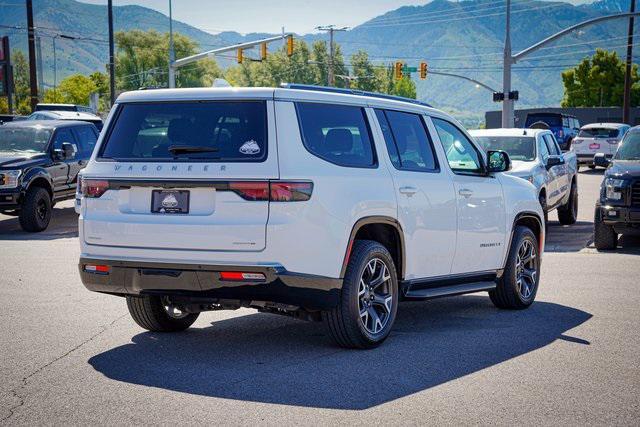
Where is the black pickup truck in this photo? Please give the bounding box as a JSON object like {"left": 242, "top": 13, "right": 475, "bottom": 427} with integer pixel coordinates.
{"left": 0, "top": 120, "right": 98, "bottom": 231}
{"left": 594, "top": 125, "right": 640, "bottom": 249}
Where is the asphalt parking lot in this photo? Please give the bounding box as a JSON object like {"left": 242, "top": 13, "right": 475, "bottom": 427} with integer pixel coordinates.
{"left": 0, "top": 168, "right": 639, "bottom": 425}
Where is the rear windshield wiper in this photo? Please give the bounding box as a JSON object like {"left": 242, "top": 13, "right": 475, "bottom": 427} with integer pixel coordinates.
{"left": 168, "top": 145, "right": 219, "bottom": 156}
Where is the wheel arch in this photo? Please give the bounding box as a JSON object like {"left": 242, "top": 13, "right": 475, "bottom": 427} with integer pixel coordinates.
{"left": 341, "top": 216, "right": 405, "bottom": 280}
{"left": 504, "top": 212, "right": 544, "bottom": 268}
{"left": 23, "top": 170, "right": 54, "bottom": 199}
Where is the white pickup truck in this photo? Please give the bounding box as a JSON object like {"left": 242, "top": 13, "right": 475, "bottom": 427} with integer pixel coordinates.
{"left": 470, "top": 128, "right": 578, "bottom": 224}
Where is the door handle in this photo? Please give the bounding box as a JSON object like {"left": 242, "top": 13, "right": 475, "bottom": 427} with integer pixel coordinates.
{"left": 458, "top": 188, "right": 473, "bottom": 198}
{"left": 399, "top": 186, "right": 418, "bottom": 196}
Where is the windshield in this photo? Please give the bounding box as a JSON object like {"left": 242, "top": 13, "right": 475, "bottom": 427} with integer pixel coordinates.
{"left": 475, "top": 136, "right": 536, "bottom": 161}
{"left": 525, "top": 114, "right": 561, "bottom": 127}
{"left": 100, "top": 101, "right": 267, "bottom": 162}
{"left": 0, "top": 127, "right": 52, "bottom": 153}
{"left": 578, "top": 128, "right": 619, "bottom": 138}
{"left": 615, "top": 131, "right": 640, "bottom": 160}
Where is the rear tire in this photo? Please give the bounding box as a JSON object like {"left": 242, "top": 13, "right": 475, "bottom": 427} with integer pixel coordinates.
{"left": 18, "top": 186, "right": 52, "bottom": 232}
{"left": 322, "top": 240, "right": 398, "bottom": 349}
{"left": 126, "top": 295, "right": 199, "bottom": 332}
{"left": 490, "top": 226, "right": 540, "bottom": 310}
{"left": 594, "top": 208, "right": 617, "bottom": 251}
{"left": 557, "top": 181, "right": 578, "bottom": 225}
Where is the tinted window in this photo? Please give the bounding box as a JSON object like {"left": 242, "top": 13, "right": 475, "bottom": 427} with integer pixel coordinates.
{"left": 432, "top": 118, "right": 482, "bottom": 173}
{"left": 475, "top": 136, "right": 536, "bottom": 161}
{"left": 100, "top": 101, "right": 267, "bottom": 162}
{"left": 375, "top": 109, "right": 438, "bottom": 171}
{"left": 616, "top": 131, "right": 640, "bottom": 160}
{"left": 52, "top": 129, "right": 77, "bottom": 159}
{"left": 578, "top": 128, "right": 620, "bottom": 138}
{"left": 296, "top": 102, "right": 375, "bottom": 168}
{"left": 526, "top": 114, "right": 561, "bottom": 127}
{"left": 74, "top": 126, "right": 98, "bottom": 159}
{"left": 0, "top": 127, "right": 51, "bottom": 153}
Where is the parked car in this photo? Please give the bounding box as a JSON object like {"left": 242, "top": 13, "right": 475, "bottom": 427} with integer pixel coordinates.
{"left": 35, "top": 103, "right": 94, "bottom": 114}
{"left": 593, "top": 126, "right": 640, "bottom": 250}
{"left": 470, "top": 128, "right": 578, "bottom": 224}
{"left": 77, "top": 85, "right": 545, "bottom": 349}
{"left": 27, "top": 110, "right": 104, "bottom": 131}
{"left": 524, "top": 113, "right": 580, "bottom": 151}
{"left": 572, "top": 123, "right": 630, "bottom": 169}
{"left": 0, "top": 120, "right": 98, "bottom": 231}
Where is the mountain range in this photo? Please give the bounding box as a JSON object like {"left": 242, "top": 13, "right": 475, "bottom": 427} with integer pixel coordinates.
{"left": 0, "top": 0, "right": 636, "bottom": 123}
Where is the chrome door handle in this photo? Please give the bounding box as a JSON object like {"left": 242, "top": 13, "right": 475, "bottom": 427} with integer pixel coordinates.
{"left": 458, "top": 188, "right": 473, "bottom": 198}
{"left": 399, "top": 186, "right": 418, "bottom": 196}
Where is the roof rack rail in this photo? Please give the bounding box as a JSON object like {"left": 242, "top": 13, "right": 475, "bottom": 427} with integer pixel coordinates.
{"left": 280, "top": 83, "right": 432, "bottom": 108}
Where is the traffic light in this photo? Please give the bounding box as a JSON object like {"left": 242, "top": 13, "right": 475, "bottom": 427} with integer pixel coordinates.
{"left": 419, "top": 62, "right": 428, "bottom": 79}
{"left": 237, "top": 48, "right": 243, "bottom": 64}
{"left": 395, "top": 61, "right": 403, "bottom": 80}
{"left": 261, "top": 42, "right": 267, "bottom": 61}
{"left": 287, "top": 35, "right": 294, "bottom": 57}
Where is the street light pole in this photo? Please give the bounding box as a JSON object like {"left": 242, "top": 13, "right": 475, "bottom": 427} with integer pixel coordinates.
{"left": 168, "top": 0, "right": 176, "bottom": 88}
{"left": 501, "top": 0, "right": 513, "bottom": 128}
{"left": 623, "top": 0, "right": 636, "bottom": 125}
{"left": 52, "top": 36, "right": 57, "bottom": 93}
{"left": 108, "top": 0, "right": 115, "bottom": 106}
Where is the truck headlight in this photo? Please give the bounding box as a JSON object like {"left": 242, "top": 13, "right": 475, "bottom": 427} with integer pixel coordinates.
{"left": 605, "top": 178, "right": 625, "bottom": 200}
{"left": 0, "top": 170, "right": 22, "bottom": 189}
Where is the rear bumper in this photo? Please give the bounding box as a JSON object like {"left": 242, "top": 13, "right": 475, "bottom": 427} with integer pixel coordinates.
{"left": 79, "top": 257, "right": 342, "bottom": 310}
{"left": 576, "top": 153, "right": 612, "bottom": 164}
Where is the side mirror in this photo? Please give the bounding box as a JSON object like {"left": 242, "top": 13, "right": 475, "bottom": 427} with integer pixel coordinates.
{"left": 52, "top": 142, "right": 75, "bottom": 160}
{"left": 487, "top": 150, "right": 511, "bottom": 173}
{"left": 546, "top": 156, "right": 562, "bottom": 169}
{"left": 594, "top": 153, "right": 610, "bottom": 168}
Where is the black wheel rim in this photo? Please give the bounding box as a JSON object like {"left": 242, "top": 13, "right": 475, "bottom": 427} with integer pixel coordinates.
{"left": 358, "top": 258, "right": 393, "bottom": 334}
{"left": 36, "top": 199, "right": 48, "bottom": 221}
{"left": 515, "top": 239, "right": 538, "bottom": 300}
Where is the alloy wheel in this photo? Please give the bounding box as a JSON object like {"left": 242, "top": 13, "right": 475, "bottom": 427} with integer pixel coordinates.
{"left": 515, "top": 239, "right": 538, "bottom": 300}
{"left": 358, "top": 258, "right": 393, "bottom": 334}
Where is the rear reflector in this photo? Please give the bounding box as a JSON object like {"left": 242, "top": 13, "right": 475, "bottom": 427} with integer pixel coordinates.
{"left": 84, "top": 264, "right": 110, "bottom": 274}
{"left": 219, "top": 271, "right": 266, "bottom": 282}
{"left": 606, "top": 139, "right": 619, "bottom": 145}
{"left": 82, "top": 179, "right": 109, "bottom": 198}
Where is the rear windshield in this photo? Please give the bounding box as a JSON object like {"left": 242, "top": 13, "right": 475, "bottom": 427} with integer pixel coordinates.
{"left": 525, "top": 114, "right": 561, "bottom": 127}
{"left": 578, "top": 128, "right": 619, "bottom": 138}
{"left": 475, "top": 136, "right": 536, "bottom": 161}
{"left": 99, "top": 101, "right": 267, "bottom": 162}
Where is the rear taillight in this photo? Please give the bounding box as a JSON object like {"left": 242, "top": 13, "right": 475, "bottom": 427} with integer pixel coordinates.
{"left": 219, "top": 271, "right": 266, "bottom": 282}
{"left": 229, "top": 181, "right": 313, "bottom": 202}
{"left": 607, "top": 139, "right": 619, "bottom": 145}
{"left": 572, "top": 138, "right": 582, "bottom": 144}
{"left": 270, "top": 181, "right": 313, "bottom": 202}
{"left": 82, "top": 179, "right": 109, "bottom": 198}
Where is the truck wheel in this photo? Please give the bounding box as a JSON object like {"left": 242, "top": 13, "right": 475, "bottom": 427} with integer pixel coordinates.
{"left": 557, "top": 182, "right": 578, "bottom": 225}
{"left": 539, "top": 193, "right": 548, "bottom": 224}
{"left": 322, "top": 240, "right": 398, "bottom": 349}
{"left": 594, "top": 209, "right": 617, "bottom": 250}
{"left": 490, "top": 226, "right": 540, "bottom": 310}
{"left": 126, "top": 295, "right": 199, "bottom": 332}
{"left": 18, "top": 187, "right": 52, "bottom": 232}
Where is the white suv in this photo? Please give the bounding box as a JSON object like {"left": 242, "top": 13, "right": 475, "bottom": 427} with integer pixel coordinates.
{"left": 77, "top": 85, "right": 545, "bottom": 349}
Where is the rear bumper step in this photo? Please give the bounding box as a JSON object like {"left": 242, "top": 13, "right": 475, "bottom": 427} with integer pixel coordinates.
{"left": 79, "top": 258, "right": 341, "bottom": 310}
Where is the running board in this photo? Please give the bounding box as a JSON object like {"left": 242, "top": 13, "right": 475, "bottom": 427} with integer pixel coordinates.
{"left": 403, "top": 281, "right": 496, "bottom": 299}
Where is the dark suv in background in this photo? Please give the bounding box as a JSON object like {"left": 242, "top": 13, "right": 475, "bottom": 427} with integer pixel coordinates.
{"left": 0, "top": 120, "right": 98, "bottom": 232}
{"left": 525, "top": 113, "right": 580, "bottom": 151}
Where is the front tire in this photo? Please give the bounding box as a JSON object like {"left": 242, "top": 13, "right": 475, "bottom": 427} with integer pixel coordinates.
{"left": 539, "top": 193, "right": 548, "bottom": 224}
{"left": 557, "top": 181, "right": 578, "bottom": 225}
{"left": 126, "top": 295, "right": 199, "bottom": 332}
{"left": 19, "top": 186, "right": 52, "bottom": 232}
{"left": 490, "top": 226, "right": 540, "bottom": 310}
{"left": 323, "top": 240, "right": 398, "bottom": 349}
{"left": 594, "top": 208, "right": 617, "bottom": 250}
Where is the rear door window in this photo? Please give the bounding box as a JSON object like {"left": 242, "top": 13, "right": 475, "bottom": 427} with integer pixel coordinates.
{"left": 374, "top": 109, "right": 438, "bottom": 172}
{"left": 99, "top": 101, "right": 268, "bottom": 162}
{"left": 295, "top": 102, "right": 376, "bottom": 168}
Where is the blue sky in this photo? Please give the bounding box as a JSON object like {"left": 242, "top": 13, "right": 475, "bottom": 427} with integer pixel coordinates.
{"left": 80, "top": 0, "right": 592, "bottom": 35}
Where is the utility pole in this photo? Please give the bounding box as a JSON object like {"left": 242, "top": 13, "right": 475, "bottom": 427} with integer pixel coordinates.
{"left": 623, "top": 0, "right": 636, "bottom": 125}
{"left": 26, "top": 0, "right": 38, "bottom": 111}
{"left": 35, "top": 35, "right": 43, "bottom": 96}
{"left": 168, "top": 0, "right": 176, "bottom": 88}
{"left": 52, "top": 36, "right": 57, "bottom": 93}
{"left": 316, "top": 25, "right": 348, "bottom": 86}
{"left": 501, "top": 0, "right": 513, "bottom": 128}
{"left": 108, "top": 0, "right": 115, "bottom": 105}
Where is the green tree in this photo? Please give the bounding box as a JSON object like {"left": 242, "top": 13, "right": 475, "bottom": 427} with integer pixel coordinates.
{"left": 350, "top": 50, "right": 377, "bottom": 92}
{"left": 11, "top": 51, "right": 32, "bottom": 114}
{"left": 561, "top": 49, "right": 640, "bottom": 107}
{"left": 43, "top": 74, "right": 97, "bottom": 105}
{"left": 115, "top": 30, "right": 221, "bottom": 91}
{"left": 391, "top": 76, "right": 417, "bottom": 99}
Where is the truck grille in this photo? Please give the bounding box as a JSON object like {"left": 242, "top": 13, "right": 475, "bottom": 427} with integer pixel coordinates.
{"left": 632, "top": 180, "right": 640, "bottom": 207}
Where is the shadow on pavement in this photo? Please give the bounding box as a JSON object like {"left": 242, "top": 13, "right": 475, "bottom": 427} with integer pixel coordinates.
{"left": 577, "top": 168, "right": 605, "bottom": 176}
{"left": 545, "top": 220, "right": 593, "bottom": 252}
{"left": 0, "top": 206, "right": 78, "bottom": 240}
{"left": 89, "top": 296, "right": 591, "bottom": 410}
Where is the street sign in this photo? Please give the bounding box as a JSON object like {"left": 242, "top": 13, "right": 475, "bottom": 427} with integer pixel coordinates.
{"left": 402, "top": 66, "right": 417, "bottom": 72}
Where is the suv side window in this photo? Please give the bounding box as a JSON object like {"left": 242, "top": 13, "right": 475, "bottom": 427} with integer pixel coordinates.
{"left": 374, "top": 109, "right": 438, "bottom": 172}
{"left": 73, "top": 126, "right": 98, "bottom": 159}
{"left": 51, "top": 128, "right": 77, "bottom": 159}
{"left": 296, "top": 102, "right": 376, "bottom": 168}
{"left": 431, "top": 117, "right": 483, "bottom": 174}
